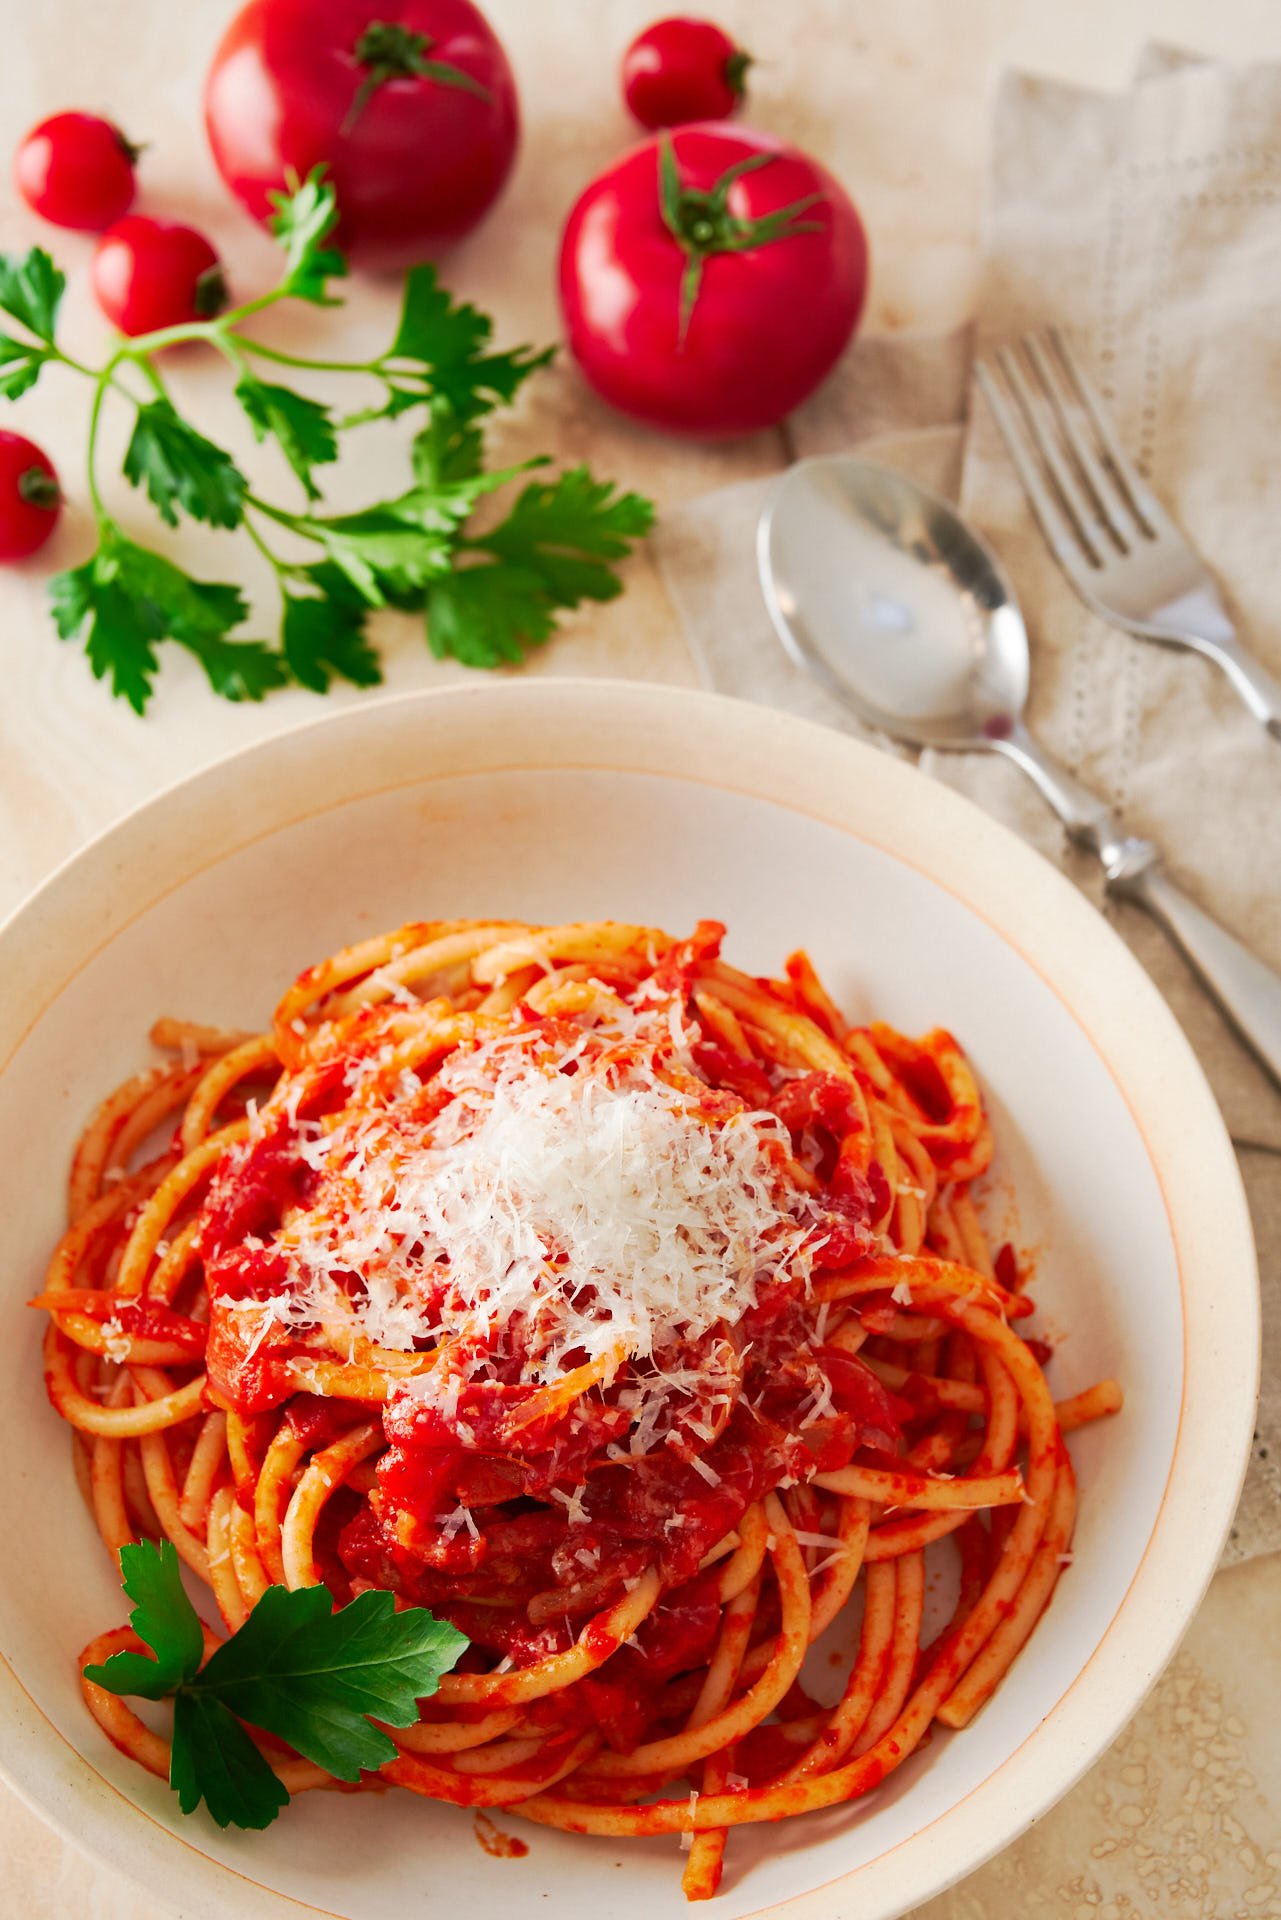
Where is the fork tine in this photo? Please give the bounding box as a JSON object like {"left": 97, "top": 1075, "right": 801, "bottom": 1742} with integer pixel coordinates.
{"left": 995, "top": 344, "right": 1113, "bottom": 568}
{"left": 974, "top": 360, "right": 1103, "bottom": 572}
{"left": 1046, "top": 328, "right": 1168, "bottom": 538}
{"left": 1023, "top": 335, "right": 1135, "bottom": 552}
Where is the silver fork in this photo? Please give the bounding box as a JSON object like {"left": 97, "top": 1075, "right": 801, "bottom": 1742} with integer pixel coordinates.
{"left": 977, "top": 329, "right": 1281, "bottom": 739}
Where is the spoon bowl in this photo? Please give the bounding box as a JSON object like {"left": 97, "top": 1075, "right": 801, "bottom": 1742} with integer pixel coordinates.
{"left": 758, "top": 457, "right": 1029, "bottom": 748}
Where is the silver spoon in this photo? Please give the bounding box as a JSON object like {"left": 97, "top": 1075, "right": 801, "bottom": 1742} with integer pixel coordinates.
{"left": 758, "top": 455, "right": 1281, "bottom": 1092}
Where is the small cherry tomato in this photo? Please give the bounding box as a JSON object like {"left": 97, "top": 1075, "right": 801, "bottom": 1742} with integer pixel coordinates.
{"left": 13, "top": 111, "right": 139, "bottom": 231}
{"left": 559, "top": 126, "right": 868, "bottom": 439}
{"left": 92, "top": 216, "right": 228, "bottom": 337}
{"left": 0, "top": 432, "right": 61, "bottom": 561}
{"left": 622, "top": 17, "right": 751, "bottom": 129}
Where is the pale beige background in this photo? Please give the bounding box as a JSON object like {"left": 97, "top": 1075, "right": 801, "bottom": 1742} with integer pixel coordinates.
{"left": 2, "top": 2, "right": 1280, "bottom": 1916}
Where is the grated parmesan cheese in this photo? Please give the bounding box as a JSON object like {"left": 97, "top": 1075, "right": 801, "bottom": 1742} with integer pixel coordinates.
{"left": 100, "top": 1317, "right": 131, "bottom": 1365}
{"left": 680, "top": 1789, "right": 699, "bottom": 1850}
{"left": 549, "top": 1485, "right": 590, "bottom": 1527}
{"left": 230, "top": 994, "right": 828, "bottom": 1446}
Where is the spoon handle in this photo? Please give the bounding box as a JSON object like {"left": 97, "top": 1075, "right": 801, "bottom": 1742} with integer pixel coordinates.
{"left": 991, "top": 722, "right": 1281, "bottom": 1090}
{"left": 990, "top": 723, "right": 1152, "bottom": 873}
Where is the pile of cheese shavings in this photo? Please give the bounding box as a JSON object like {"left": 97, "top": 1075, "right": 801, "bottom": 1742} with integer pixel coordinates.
{"left": 228, "top": 992, "right": 825, "bottom": 1445}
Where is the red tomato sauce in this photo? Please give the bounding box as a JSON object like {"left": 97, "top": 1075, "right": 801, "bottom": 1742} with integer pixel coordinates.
{"left": 189, "top": 946, "right": 960, "bottom": 1680}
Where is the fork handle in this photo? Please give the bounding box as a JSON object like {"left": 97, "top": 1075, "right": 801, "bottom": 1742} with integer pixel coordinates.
{"left": 1205, "top": 637, "right": 1281, "bottom": 739}
{"left": 1137, "top": 600, "right": 1281, "bottom": 736}
{"left": 991, "top": 722, "right": 1281, "bottom": 1089}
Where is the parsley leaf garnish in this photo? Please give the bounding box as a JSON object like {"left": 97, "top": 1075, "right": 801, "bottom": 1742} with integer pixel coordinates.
{"left": 50, "top": 532, "right": 285, "bottom": 714}
{"left": 0, "top": 246, "right": 65, "bottom": 342}
{"left": 192, "top": 1584, "right": 467, "bottom": 1779}
{"left": 425, "top": 563, "right": 556, "bottom": 667}
{"left": 299, "top": 504, "right": 459, "bottom": 603}
{"left": 0, "top": 334, "right": 54, "bottom": 401}
{"left": 411, "top": 410, "right": 486, "bottom": 487}
{"left": 267, "top": 168, "right": 348, "bottom": 307}
{"left": 282, "top": 566, "right": 381, "bottom": 692}
{"left": 48, "top": 554, "right": 155, "bottom": 712}
{"left": 382, "top": 265, "right": 554, "bottom": 420}
{"left": 270, "top": 467, "right": 529, "bottom": 607}
{"left": 0, "top": 248, "right": 66, "bottom": 401}
{"left": 179, "top": 626, "right": 293, "bottom": 704}
{"left": 0, "top": 171, "right": 653, "bottom": 710}
{"left": 122, "top": 400, "right": 248, "bottom": 529}
{"left": 85, "top": 1540, "right": 468, "bottom": 1830}
{"left": 83, "top": 1539, "right": 204, "bottom": 1698}
{"left": 235, "top": 376, "right": 338, "bottom": 500}
{"left": 475, "top": 466, "right": 658, "bottom": 603}
{"left": 171, "top": 1689, "right": 290, "bottom": 1830}
{"left": 422, "top": 468, "right": 657, "bottom": 666}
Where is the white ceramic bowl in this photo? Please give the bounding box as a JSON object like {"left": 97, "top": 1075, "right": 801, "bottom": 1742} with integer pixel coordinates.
{"left": 0, "top": 681, "right": 1258, "bottom": 1920}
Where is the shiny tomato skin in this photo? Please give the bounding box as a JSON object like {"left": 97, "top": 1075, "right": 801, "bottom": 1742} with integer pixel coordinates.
{"left": 622, "top": 17, "right": 746, "bottom": 129}
{"left": 204, "top": 0, "right": 520, "bottom": 270}
{"left": 92, "top": 217, "right": 227, "bottom": 337}
{"left": 0, "top": 432, "right": 60, "bottom": 561}
{"left": 14, "top": 112, "right": 137, "bottom": 231}
{"left": 558, "top": 126, "right": 868, "bottom": 439}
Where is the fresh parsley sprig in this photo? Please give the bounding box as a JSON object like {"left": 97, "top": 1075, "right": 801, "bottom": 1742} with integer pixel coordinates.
{"left": 84, "top": 1540, "right": 468, "bottom": 1829}
{"left": 0, "top": 172, "right": 654, "bottom": 713}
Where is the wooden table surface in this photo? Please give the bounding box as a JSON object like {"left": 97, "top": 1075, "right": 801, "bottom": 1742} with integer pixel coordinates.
{"left": 2, "top": 2, "right": 1279, "bottom": 1915}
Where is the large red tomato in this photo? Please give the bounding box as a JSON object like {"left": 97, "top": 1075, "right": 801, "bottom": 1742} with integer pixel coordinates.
{"left": 558, "top": 126, "right": 868, "bottom": 439}
{"left": 205, "top": 0, "right": 519, "bottom": 270}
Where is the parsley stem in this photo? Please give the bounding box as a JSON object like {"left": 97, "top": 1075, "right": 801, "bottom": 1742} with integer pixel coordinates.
{"left": 114, "top": 321, "right": 379, "bottom": 380}
{"left": 116, "top": 288, "right": 286, "bottom": 361}
{"left": 46, "top": 343, "right": 98, "bottom": 381}
{"left": 245, "top": 493, "right": 304, "bottom": 530}
{"left": 84, "top": 356, "right": 128, "bottom": 524}
{"left": 137, "top": 358, "right": 169, "bottom": 401}
{"left": 237, "top": 338, "right": 380, "bottom": 376}
{"left": 85, "top": 382, "right": 108, "bottom": 520}
{"left": 242, "top": 510, "right": 292, "bottom": 575}
{"left": 245, "top": 494, "right": 327, "bottom": 562}
{"left": 205, "top": 329, "right": 251, "bottom": 382}
{"left": 41, "top": 333, "right": 151, "bottom": 404}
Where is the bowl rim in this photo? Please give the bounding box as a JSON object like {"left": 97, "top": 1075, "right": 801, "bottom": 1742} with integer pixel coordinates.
{"left": 0, "top": 678, "right": 1260, "bottom": 1920}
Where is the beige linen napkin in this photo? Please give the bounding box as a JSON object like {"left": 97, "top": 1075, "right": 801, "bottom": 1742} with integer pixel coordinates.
{"left": 652, "top": 57, "right": 1281, "bottom": 1564}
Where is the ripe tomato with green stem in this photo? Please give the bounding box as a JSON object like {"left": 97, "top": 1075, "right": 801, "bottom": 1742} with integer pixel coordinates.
{"left": 0, "top": 432, "right": 61, "bottom": 561}
{"left": 558, "top": 125, "right": 868, "bottom": 439}
{"left": 205, "top": 0, "right": 519, "bottom": 269}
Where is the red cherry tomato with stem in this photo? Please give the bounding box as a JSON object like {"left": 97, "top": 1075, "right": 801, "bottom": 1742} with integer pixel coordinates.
{"left": 0, "top": 432, "right": 61, "bottom": 561}
{"left": 559, "top": 126, "right": 868, "bottom": 439}
{"left": 622, "top": 17, "right": 751, "bottom": 129}
{"left": 204, "top": 0, "right": 520, "bottom": 270}
{"left": 13, "top": 111, "right": 140, "bottom": 231}
{"left": 92, "top": 217, "right": 228, "bottom": 338}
